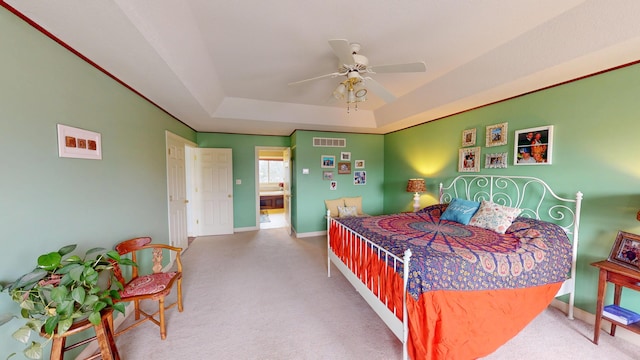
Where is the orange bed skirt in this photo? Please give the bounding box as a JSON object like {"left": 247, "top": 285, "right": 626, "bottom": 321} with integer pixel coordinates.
{"left": 329, "top": 222, "right": 561, "bottom": 360}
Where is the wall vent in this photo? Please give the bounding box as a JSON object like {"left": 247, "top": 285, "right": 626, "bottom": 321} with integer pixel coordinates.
{"left": 313, "top": 137, "right": 346, "bottom": 147}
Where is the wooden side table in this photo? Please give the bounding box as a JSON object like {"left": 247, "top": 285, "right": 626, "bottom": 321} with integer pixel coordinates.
{"left": 591, "top": 260, "right": 640, "bottom": 344}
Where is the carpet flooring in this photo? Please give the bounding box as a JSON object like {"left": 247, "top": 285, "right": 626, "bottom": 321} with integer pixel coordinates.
{"left": 110, "top": 229, "right": 640, "bottom": 359}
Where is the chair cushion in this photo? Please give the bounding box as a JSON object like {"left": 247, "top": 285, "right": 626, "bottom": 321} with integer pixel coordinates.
{"left": 120, "top": 272, "right": 178, "bottom": 298}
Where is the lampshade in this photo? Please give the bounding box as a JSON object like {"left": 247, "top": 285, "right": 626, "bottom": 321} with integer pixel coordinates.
{"left": 406, "top": 178, "right": 426, "bottom": 193}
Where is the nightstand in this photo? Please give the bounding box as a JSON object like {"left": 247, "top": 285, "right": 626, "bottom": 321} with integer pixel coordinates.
{"left": 591, "top": 260, "right": 640, "bottom": 344}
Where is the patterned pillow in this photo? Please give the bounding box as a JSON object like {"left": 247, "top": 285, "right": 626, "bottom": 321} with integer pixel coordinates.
{"left": 338, "top": 205, "right": 359, "bottom": 217}
{"left": 440, "top": 198, "right": 481, "bottom": 225}
{"left": 468, "top": 200, "right": 522, "bottom": 234}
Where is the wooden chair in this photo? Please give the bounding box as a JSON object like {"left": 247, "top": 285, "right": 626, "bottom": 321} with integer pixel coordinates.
{"left": 111, "top": 237, "right": 183, "bottom": 340}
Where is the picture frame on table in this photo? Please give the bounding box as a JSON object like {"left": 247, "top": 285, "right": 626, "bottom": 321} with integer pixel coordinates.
{"left": 485, "top": 153, "right": 508, "bottom": 169}
{"left": 458, "top": 147, "right": 480, "bottom": 172}
{"left": 513, "top": 125, "right": 553, "bottom": 165}
{"left": 462, "top": 128, "right": 476, "bottom": 147}
{"left": 486, "top": 122, "right": 508, "bottom": 147}
{"left": 608, "top": 231, "right": 640, "bottom": 271}
{"left": 321, "top": 155, "right": 335, "bottom": 168}
{"left": 57, "top": 124, "right": 102, "bottom": 160}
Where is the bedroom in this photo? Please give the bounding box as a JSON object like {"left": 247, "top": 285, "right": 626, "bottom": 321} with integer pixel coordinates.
{"left": 1, "top": 1, "right": 640, "bottom": 358}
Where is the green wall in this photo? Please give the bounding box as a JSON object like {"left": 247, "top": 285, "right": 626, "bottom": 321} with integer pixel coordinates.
{"left": 384, "top": 63, "right": 640, "bottom": 315}
{"left": 291, "top": 131, "right": 385, "bottom": 233}
{"left": 196, "top": 133, "right": 290, "bottom": 229}
{"left": 0, "top": 7, "right": 195, "bottom": 358}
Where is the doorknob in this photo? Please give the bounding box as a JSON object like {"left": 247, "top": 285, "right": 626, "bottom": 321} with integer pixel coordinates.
{"left": 184, "top": 200, "right": 189, "bottom": 204}
{"left": 228, "top": 194, "right": 232, "bottom": 198}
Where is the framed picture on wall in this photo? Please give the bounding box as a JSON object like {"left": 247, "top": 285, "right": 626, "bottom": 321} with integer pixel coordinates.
{"left": 323, "top": 171, "right": 334, "bottom": 180}
{"left": 354, "top": 160, "right": 365, "bottom": 169}
{"left": 340, "top": 152, "right": 351, "bottom": 161}
{"left": 462, "top": 128, "right": 476, "bottom": 147}
{"left": 338, "top": 162, "right": 351, "bottom": 174}
{"left": 513, "top": 125, "right": 553, "bottom": 165}
{"left": 485, "top": 153, "right": 508, "bottom": 169}
{"left": 458, "top": 147, "right": 480, "bottom": 172}
{"left": 608, "top": 231, "right": 640, "bottom": 271}
{"left": 57, "top": 124, "right": 102, "bottom": 160}
{"left": 330, "top": 181, "right": 337, "bottom": 190}
{"left": 486, "top": 122, "right": 508, "bottom": 147}
{"left": 354, "top": 171, "right": 366, "bottom": 185}
{"left": 321, "top": 155, "right": 335, "bottom": 168}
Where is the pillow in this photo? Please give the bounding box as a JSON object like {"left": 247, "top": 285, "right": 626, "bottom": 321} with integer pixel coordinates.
{"left": 338, "top": 206, "right": 359, "bottom": 218}
{"left": 325, "top": 198, "right": 345, "bottom": 217}
{"left": 343, "top": 196, "right": 363, "bottom": 215}
{"left": 440, "top": 198, "right": 481, "bottom": 225}
{"left": 468, "top": 200, "right": 522, "bottom": 234}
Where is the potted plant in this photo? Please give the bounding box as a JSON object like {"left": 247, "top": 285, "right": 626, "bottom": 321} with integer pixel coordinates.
{"left": 0, "top": 244, "right": 135, "bottom": 360}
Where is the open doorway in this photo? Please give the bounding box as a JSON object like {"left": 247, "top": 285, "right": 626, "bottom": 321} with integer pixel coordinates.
{"left": 256, "top": 147, "right": 290, "bottom": 230}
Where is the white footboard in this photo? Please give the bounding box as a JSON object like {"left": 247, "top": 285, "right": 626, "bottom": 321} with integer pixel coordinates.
{"left": 327, "top": 210, "right": 411, "bottom": 360}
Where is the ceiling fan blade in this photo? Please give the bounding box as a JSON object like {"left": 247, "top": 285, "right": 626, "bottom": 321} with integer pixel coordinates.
{"left": 328, "top": 39, "right": 355, "bottom": 66}
{"left": 288, "top": 72, "right": 342, "bottom": 86}
{"left": 369, "top": 61, "right": 427, "bottom": 74}
{"left": 363, "top": 77, "right": 396, "bottom": 103}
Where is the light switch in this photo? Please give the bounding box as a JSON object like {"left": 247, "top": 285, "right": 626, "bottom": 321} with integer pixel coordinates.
{"left": 236, "top": 179, "right": 241, "bottom": 185}
{"left": 302, "top": 168, "right": 309, "bottom": 174}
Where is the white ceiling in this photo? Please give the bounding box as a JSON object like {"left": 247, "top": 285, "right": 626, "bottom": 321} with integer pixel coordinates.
{"left": 6, "top": 0, "right": 640, "bottom": 135}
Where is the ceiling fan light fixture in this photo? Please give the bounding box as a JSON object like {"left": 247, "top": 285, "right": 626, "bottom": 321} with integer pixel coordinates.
{"left": 333, "top": 83, "right": 346, "bottom": 100}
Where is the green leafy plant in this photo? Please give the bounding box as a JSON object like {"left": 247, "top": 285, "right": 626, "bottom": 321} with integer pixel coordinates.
{"left": 0, "top": 244, "right": 136, "bottom": 360}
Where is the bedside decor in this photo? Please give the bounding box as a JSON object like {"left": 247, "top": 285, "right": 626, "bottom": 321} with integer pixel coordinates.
{"left": 514, "top": 125, "right": 553, "bottom": 165}
{"left": 607, "top": 230, "right": 640, "bottom": 270}
{"left": 485, "top": 122, "right": 507, "bottom": 147}
{"left": 406, "top": 178, "right": 426, "bottom": 212}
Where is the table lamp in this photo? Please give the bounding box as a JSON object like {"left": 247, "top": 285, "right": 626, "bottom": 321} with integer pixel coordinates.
{"left": 406, "top": 178, "right": 426, "bottom": 212}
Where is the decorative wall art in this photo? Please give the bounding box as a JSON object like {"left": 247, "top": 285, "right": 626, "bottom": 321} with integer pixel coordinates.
{"left": 458, "top": 147, "right": 480, "bottom": 172}
{"left": 323, "top": 171, "right": 334, "bottom": 180}
{"left": 354, "top": 171, "right": 366, "bottom": 185}
{"left": 486, "top": 122, "right": 508, "bottom": 147}
{"left": 57, "top": 124, "right": 102, "bottom": 160}
{"left": 330, "top": 181, "right": 337, "bottom": 190}
{"left": 354, "top": 160, "right": 365, "bottom": 169}
{"left": 485, "top": 153, "right": 508, "bottom": 169}
{"left": 321, "top": 155, "right": 335, "bottom": 168}
{"left": 338, "top": 162, "right": 351, "bottom": 174}
{"left": 462, "top": 128, "right": 476, "bottom": 147}
{"left": 513, "top": 125, "right": 553, "bottom": 165}
{"left": 340, "top": 152, "right": 351, "bottom": 161}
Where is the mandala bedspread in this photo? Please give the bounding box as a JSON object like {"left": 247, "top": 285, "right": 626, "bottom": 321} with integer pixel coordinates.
{"left": 333, "top": 204, "right": 572, "bottom": 300}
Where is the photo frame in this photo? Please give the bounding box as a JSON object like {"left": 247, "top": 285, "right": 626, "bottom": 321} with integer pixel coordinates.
{"left": 354, "top": 171, "right": 366, "bottom": 185}
{"left": 354, "top": 160, "right": 365, "bottom": 169}
{"left": 608, "top": 231, "right": 640, "bottom": 271}
{"left": 462, "top": 128, "right": 476, "bottom": 147}
{"left": 514, "top": 125, "right": 554, "bottom": 165}
{"left": 321, "top": 155, "right": 335, "bottom": 168}
{"left": 458, "top": 147, "right": 480, "bottom": 172}
{"left": 340, "top": 152, "right": 351, "bottom": 161}
{"left": 337, "top": 162, "right": 351, "bottom": 174}
{"left": 486, "top": 122, "right": 508, "bottom": 147}
{"left": 57, "top": 124, "right": 102, "bottom": 160}
{"left": 330, "top": 181, "right": 337, "bottom": 190}
{"left": 485, "top": 152, "right": 508, "bottom": 169}
{"left": 322, "top": 171, "right": 334, "bottom": 180}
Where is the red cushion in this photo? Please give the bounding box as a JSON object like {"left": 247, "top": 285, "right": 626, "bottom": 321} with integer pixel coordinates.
{"left": 120, "top": 272, "right": 177, "bottom": 298}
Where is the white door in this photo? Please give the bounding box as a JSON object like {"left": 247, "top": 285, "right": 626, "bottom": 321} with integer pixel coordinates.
{"left": 197, "top": 148, "right": 234, "bottom": 235}
{"left": 166, "top": 132, "right": 190, "bottom": 253}
{"left": 282, "top": 148, "right": 292, "bottom": 235}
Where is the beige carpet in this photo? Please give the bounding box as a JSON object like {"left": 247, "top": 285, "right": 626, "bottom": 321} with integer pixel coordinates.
{"left": 110, "top": 229, "right": 640, "bottom": 359}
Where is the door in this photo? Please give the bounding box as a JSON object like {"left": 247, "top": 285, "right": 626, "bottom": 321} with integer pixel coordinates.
{"left": 166, "top": 132, "right": 191, "bottom": 253}
{"left": 282, "top": 148, "right": 292, "bottom": 235}
{"left": 196, "top": 148, "right": 234, "bottom": 235}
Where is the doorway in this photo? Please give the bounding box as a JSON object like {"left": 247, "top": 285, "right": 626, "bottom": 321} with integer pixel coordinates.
{"left": 256, "top": 147, "right": 291, "bottom": 231}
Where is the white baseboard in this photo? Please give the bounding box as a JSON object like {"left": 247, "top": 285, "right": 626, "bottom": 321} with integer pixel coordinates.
{"left": 295, "top": 230, "right": 327, "bottom": 238}
{"left": 550, "top": 299, "right": 640, "bottom": 348}
{"left": 234, "top": 226, "right": 258, "bottom": 232}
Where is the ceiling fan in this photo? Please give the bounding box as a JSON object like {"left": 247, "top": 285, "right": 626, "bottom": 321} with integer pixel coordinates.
{"left": 288, "top": 39, "right": 427, "bottom": 111}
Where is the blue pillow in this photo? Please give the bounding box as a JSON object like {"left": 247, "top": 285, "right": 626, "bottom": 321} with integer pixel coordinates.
{"left": 440, "top": 198, "right": 481, "bottom": 225}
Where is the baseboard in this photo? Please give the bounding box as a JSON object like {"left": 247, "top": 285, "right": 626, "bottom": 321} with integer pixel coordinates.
{"left": 550, "top": 299, "right": 640, "bottom": 348}
{"left": 234, "top": 226, "right": 258, "bottom": 232}
{"left": 295, "top": 230, "right": 327, "bottom": 238}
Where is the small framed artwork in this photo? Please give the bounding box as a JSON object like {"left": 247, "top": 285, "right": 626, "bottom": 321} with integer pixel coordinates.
{"left": 486, "top": 122, "right": 508, "bottom": 147}
{"left": 330, "top": 181, "right": 337, "bottom": 190}
{"left": 354, "top": 171, "right": 366, "bottom": 185}
{"left": 462, "top": 128, "right": 476, "bottom": 147}
{"left": 340, "top": 152, "right": 351, "bottom": 161}
{"left": 513, "top": 125, "right": 553, "bottom": 165}
{"left": 338, "top": 162, "right": 351, "bottom": 174}
{"left": 485, "top": 153, "right": 508, "bottom": 169}
{"left": 57, "top": 124, "right": 102, "bottom": 160}
{"left": 322, "top": 171, "right": 334, "bottom": 180}
{"left": 458, "top": 147, "right": 480, "bottom": 172}
{"left": 321, "top": 155, "right": 335, "bottom": 168}
{"left": 608, "top": 231, "right": 640, "bottom": 271}
{"left": 354, "top": 160, "right": 365, "bottom": 169}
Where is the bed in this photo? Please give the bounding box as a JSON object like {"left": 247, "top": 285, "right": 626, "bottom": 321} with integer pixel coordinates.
{"left": 326, "top": 175, "right": 582, "bottom": 360}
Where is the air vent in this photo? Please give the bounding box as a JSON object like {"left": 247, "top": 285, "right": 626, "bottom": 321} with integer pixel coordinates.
{"left": 313, "top": 137, "right": 346, "bottom": 147}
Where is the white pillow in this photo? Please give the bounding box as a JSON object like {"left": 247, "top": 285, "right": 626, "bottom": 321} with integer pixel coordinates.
{"left": 338, "top": 206, "right": 359, "bottom": 218}
{"left": 468, "top": 200, "right": 522, "bottom": 234}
